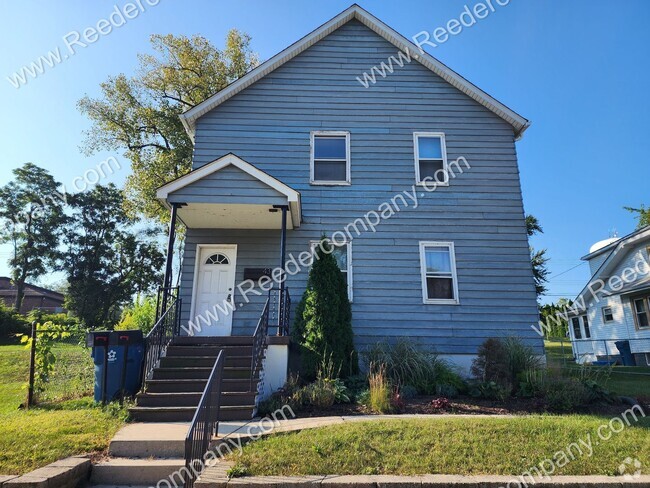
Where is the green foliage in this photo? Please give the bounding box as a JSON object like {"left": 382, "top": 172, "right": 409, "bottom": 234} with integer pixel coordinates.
{"left": 624, "top": 204, "right": 650, "bottom": 229}
{"left": 364, "top": 339, "right": 463, "bottom": 395}
{"left": 0, "top": 302, "right": 30, "bottom": 340}
{"left": 539, "top": 299, "right": 571, "bottom": 338}
{"left": 78, "top": 32, "right": 258, "bottom": 222}
{"left": 19, "top": 322, "right": 75, "bottom": 393}
{"left": 526, "top": 214, "right": 549, "bottom": 297}
{"left": 471, "top": 337, "right": 542, "bottom": 395}
{"left": 293, "top": 238, "right": 358, "bottom": 379}
{"left": 542, "top": 377, "right": 590, "bottom": 412}
{"left": 116, "top": 295, "right": 157, "bottom": 334}
{"left": 227, "top": 465, "right": 250, "bottom": 479}
{"left": 469, "top": 381, "right": 510, "bottom": 401}
{"left": 0, "top": 163, "right": 66, "bottom": 311}
{"left": 61, "top": 184, "right": 164, "bottom": 329}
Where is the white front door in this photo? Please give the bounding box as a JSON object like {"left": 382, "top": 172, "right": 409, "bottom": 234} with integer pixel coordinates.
{"left": 190, "top": 245, "right": 237, "bottom": 336}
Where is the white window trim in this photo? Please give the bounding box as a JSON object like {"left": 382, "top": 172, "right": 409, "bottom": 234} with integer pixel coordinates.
{"left": 310, "top": 239, "right": 353, "bottom": 302}
{"left": 310, "top": 131, "right": 351, "bottom": 185}
{"left": 601, "top": 306, "right": 614, "bottom": 323}
{"left": 413, "top": 132, "right": 449, "bottom": 186}
{"left": 419, "top": 241, "right": 459, "bottom": 305}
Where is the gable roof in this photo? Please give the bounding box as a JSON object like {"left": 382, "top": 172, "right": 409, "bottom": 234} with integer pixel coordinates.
{"left": 156, "top": 153, "right": 302, "bottom": 226}
{"left": 0, "top": 277, "right": 65, "bottom": 301}
{"left": 572, "top": 226, "right": 650, "bottom": 306}
{"left": 179, "top": 4, "right": 530, "bottom": 140}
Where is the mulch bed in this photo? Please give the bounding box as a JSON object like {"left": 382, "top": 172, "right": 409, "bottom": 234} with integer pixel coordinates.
{"left": 289, "top": 395, "right": 649, "bottom": 418}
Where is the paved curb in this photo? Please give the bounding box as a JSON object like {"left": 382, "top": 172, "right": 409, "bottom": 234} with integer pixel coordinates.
{"left": 196, "top": 465, "right": 650, "bottom": 488}
{"left": 3, "top": 456, "right": 90, "bottom": 488}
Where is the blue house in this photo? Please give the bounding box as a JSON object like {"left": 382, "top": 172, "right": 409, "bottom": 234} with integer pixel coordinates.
{"left": 131, "top": 5, "right": 541, "bottom": 422}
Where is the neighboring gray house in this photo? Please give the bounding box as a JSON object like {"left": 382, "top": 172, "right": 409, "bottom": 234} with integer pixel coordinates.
{"left": 567, "top": 227, "right": 650, "bottom": 366}
{"left": 132, "top": 5, "right": 541, "bottom": 421}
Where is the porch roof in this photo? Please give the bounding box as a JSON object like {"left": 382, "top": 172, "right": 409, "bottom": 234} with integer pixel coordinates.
{"left": 156, "top": 153, "right": 301, "bottom": 229}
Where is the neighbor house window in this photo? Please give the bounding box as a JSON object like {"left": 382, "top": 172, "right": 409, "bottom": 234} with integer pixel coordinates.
{"left": 602, "top": 306, "right": 614, "bottom": 323}
{"left": 414, "top": 132, "right": 448, "bottom": 185}
{"left": 310, "top": 131, "right": 350, "bottom": 184}
{"left": 571, "top": 317, "right": 582, "bottom": 339}
{"left": 311, "top": 240, "right": 353, "bottom": 301}
{"left": 419, "top": 241, "right": 459, "bottom": 304}
{"left": 632, "top": 296, "right": 650, "bottom": 329}
{"left": 582, "top": 315, "right": 591, "bottom": 339}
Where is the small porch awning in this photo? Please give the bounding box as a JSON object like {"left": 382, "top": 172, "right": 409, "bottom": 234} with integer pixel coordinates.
{"left": 156, "top": 154, "right": 301, "bottom": 229}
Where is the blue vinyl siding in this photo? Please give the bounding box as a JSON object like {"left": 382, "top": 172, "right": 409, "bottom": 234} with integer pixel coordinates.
{"left": 177, "top": 20, "right": 541, "bottom": 355}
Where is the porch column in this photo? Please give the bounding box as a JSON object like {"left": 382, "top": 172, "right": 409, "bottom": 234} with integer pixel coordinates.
{"left": 161, "top": 202, "right": 180, "bottom": 315}
{"left": 273, "top": 204, "right": 289, "bottom": 336}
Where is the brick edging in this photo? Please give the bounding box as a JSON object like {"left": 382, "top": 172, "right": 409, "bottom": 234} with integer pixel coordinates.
{"left": 4, "top": 456, "right": 90, "bottom": 488}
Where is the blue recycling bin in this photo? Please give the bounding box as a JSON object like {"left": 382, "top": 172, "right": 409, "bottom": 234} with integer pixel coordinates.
{"left": 87, "top": 330, "right": 145, "bottom": 403}
{"left": 615, "top": 340, "right": 636, "bottom": 367}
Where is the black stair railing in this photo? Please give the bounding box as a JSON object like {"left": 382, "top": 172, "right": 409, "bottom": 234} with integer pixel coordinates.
{"left": 143, "top": 291, "right": 181, "bottom": 383}
{"left": 184, "top": 350, "right": 225, "bottom": 488}
{"left": 250, "top": 294, "right": 271, "bottom": 392}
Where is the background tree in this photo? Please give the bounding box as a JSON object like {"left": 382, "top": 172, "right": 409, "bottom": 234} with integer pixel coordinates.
{"left": 61, "top": 184, "right": 164, "bottom": 328}
{"left": 78, "top": 31, "right": 258, "bottom": 221}
{"left": 526, "top": 214, "right": 550, "bottom": 297}
{"left": 624, "top": 204, "right": 650, "bottom": 229}
{"left": 293, "top": 239, "right": 358, "bottom": 379}
{"left": 539, "top": 298, "right": 571, "bottom": 338}
{"left": 0, "top": 163, "right": 65, "bottom": 311}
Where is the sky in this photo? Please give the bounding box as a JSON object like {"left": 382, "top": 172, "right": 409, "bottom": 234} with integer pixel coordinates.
{"left": 0, "top": 0, "right": 648, "bottom": 303}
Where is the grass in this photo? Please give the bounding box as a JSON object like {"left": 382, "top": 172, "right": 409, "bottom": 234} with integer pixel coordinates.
{"left": 0, "top": 344, "right": 126, "bottom": 475}
{"left": 544, "top": 340, "right": 650, "bottom": 398}
{"left": 231, "top": 416, "right": 650, "bottom": 477}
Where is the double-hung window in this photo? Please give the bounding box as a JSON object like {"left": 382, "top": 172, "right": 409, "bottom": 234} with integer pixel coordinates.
{"left": 310, "top": 131, "right": 350, "bottom": 184}
{"left": 419, "top": 242, "right": 459, "bottom": 304}
{"left": 632, "top": 296, "right": 650, "bottom": 329}
{"left": 414, "top": 132, "right": 448, "bottom": 185}
{"left": 601, "top": 306, "right": 614, "bottom": 323}
{"left": 571, "top": 315, "right": 591, "bottom": 339}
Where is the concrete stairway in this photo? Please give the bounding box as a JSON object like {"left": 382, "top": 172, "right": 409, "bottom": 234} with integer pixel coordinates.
{"left": 128, "top": 336, "right": 257, "bottom": 422}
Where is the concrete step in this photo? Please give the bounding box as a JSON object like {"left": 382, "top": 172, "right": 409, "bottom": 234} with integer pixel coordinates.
{"left": 160, "top": 355, "right": 252, "bottom": 368}
{"left": 109, "top": 422, "right": 188, "bottom": 458}
{"left": 172, "top": 336, "right": 253, "bottom": 346}
{"left": 129, "top": 405, "right": 255, "bottom": 422}
{"left": 145, "top": 378, "right": 255, "bottom": 394}
{"left": 136, "top": 391, "right": 256, "bottom": 408}
{"left": 166, "top": 345, "right": 253, "bottom": 357}
{"left": 152, "top": 366, "right": 252, "bottom": 380}
{"left": 90, "top": 457, "right": 185, "bottom": 486}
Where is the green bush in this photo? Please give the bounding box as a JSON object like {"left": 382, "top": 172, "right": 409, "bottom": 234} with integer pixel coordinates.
{"left": 0, "top": 302, "right": 29, "bottom": 341}
{"left": 364, "top": 339, "right": 464, "bottom": 395}
{"left": 542, "top": 377, "right": 590, "bottom": 412}
{"left": 293, "top": 238, "right": 358, "bottom": 379}
{"left": 471, "top": 337, "right": 542, "bottom": 395}
{"left": 116, "top": 295, "right": 157, "bottom": 334}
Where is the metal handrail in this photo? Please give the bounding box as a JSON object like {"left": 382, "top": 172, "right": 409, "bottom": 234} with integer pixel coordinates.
{"left": 143, "top": 296, "right": 181, "bottom": 383}
{"left": 250, "top": 294, "right": 271, "bottom": 392}
{"left": 184, "top": 350, "right": 225, "bottom": 488}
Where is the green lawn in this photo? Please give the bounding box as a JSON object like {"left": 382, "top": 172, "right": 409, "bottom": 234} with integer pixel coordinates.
{"left": 544, "top": 340, "right": 650, "bottom": 398}
{"left": 0, "top": 345, "right": 126, "bottom": 475}
{"left": 231, "top": 416, "right": 650, "bottom": 477}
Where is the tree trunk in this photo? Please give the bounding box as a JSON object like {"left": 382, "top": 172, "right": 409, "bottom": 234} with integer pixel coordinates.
{"left": 14, "top": 278, "right": 26, "bottom": 313}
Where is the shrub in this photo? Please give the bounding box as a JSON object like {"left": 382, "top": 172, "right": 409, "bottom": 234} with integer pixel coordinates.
{"left": 367, "top": 363, "right": 393, "bottom": 413}
{"left": 116, "top": 295, "right": 157, "bottom": 334}
{"left": 364, "top": 339, "right": 463, "bottom": 395}
{"left": 472, "top": 337, "right": 542, "bottom": 395}
{"left": 399, "top": 384, "right": 419, "bottom": 400}
{"left": 293, "top": 238, "right": 358, "bottom": 379}
{"left": 469, "top": 381, "right": 510, "bottom": 401}
{"left": 0, "top": 301, "right": 29, "bottom": 341}
{"left": 542, "top": 377, "right": 590, "bottom": 412}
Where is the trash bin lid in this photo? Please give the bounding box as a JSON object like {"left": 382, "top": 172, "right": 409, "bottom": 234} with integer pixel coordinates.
{"left": 109, "top": 330, "right": 144, "bottom": 345}
{"left": 86, "top": 331, "right": 111, "bottom": 348}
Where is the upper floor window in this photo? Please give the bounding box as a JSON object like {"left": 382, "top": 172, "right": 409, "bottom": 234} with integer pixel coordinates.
{"left": 632, "top": 296, "right": 650, "bottom": 329}
{"left": 310, "top": 131, "right": 350, "bottom": 185}
{"left": 601, "top": 306, "right": 614, "bottom": 323}
{"left": 419, "top": 241, "right": 459, "bottom": 304}
{"left": 414, "top": 132, "right": 448, "bottom": 185}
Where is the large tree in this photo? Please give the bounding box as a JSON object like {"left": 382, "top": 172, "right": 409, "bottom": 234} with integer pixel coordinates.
{"left": 78, "top": 31, "right": 258, "bottom": 221}
{"left": 0, "top": 163, "right": 65, "bottom": 311}
{"left": 526, "top": 214, "right": 550, "bottom": 297}
{"left": 61, "top": 184, "right": 164, "bottom": 328}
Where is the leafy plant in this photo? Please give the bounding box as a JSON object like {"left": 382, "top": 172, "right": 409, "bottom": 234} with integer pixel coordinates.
{"left": 431, "top": 397, "right": 450, "bottom": 410}
{"left": 227, "top": 465, "right": 249, "bottom": 479}
{"left": 0, "top": 301, "right": 30, "bottom": 341}
{"left": 542, "top": 377, "right": 590, "bottom": 412}
{"left": 469, "top": 381, "right": 509, "bottom": 402}
{"left": 116, "top": 295, "right": 157, "bottom": 334}
{"left": 399, "top": 384, "right": 418, "bottom": 400}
